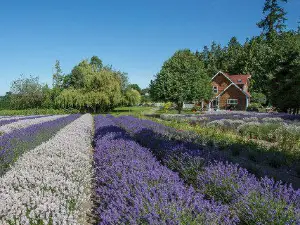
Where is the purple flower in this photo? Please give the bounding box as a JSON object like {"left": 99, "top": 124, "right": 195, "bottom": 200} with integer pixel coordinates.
{"left": 93, "top": 115, "right": 237, "bottom": 225}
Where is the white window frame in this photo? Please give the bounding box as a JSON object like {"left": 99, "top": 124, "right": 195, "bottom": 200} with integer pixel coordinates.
{"left": 213, "top": 86, "right": 218, "bottom": 94}
{"left": 227, "top": 99, "right": 238, "bottom": 105}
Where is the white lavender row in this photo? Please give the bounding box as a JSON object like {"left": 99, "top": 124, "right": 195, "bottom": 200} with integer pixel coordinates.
{"left": 0, "top": 115, "right": 42, "bottom": 122}
{"left": 0, "top": 115, "right": 48, "bottom": 127}
{"left": 0, "top": 114, "right": 68, "bottom": 134}
{"left": 0, "top": 114, "right": 94, "bottom": 225}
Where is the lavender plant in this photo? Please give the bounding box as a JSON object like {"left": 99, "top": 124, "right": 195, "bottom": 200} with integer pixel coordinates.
{"left": 198, "top": 161, "right": 300, "bottom": 224}
{"left": 93, "top": 115, "right": 237, "bottom": 225}
{"left": 0, "top": 114, "right": 68, "bottom": 134}
{"left": 0, "top": 114, "right": 93, "bottom": 225}
{"left": 0, "top": 114, "right": 80, "bottom": 175}
{"left": 0, "top": 115, "right": 47, "bottom": 128}
{"left": 109, "top": 115, "right": 300, "bottom": 224}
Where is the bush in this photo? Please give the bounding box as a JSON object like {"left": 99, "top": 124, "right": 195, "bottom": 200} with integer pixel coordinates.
{"left": 251, "top": 92, "right": 267, "bottom": 105}
{"left": 247, "top": 103, "right": 263, "bottom": 112}
{"left": 163, "top": 102, "right": 173, "bottom": 112}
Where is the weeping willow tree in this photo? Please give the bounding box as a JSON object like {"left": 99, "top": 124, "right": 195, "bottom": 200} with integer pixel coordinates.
{"left": 123, "top": 88, "right": 141, "bottom": 106}
{"left": 56, "top": 59, "right": 122, "bottom": 112}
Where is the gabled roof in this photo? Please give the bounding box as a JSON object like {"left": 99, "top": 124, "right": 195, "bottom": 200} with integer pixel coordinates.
{"left": 213, "top": 83, "right": 250, "bottom": 100}
{"left": 224, "top": 73, "right": 251, "bottom": 84}
{"left": 212, "top": 71, "right": 251, "bottom": 97}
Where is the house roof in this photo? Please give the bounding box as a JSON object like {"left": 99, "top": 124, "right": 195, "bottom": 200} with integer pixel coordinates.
{"left": 224, "top": 73, "right": 251, "bottom": 85}
{"left": 212, "top": 71, "right": 251, "bottom": 97}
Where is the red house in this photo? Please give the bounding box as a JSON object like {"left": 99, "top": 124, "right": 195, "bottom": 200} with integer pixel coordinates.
{"left": 204, "top": 71, "right": 251, "bottom": 111}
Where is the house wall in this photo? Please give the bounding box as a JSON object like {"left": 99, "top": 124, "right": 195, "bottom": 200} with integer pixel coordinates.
{"left": 212, "top": 74, "right": 231, "bottom": 96}
{"left": 219, "top": 85, "right": 246, "bottom": 110}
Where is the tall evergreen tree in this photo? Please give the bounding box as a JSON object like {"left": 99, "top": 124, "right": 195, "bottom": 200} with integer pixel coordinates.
{"left": 90, "top": 56, "right": 103, "bottom": 72}
{"left": 257, "top": 0, "right": 288, "bottom": 38}
{"left": 52, "top": 60, "right": 64, "bottom": 89}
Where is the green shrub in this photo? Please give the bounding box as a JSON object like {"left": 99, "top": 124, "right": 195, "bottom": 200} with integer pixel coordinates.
{"left": 163, "top": 102, "right": 173, "bottom": 112}
{"left": 251, "top": 92, "right": 267, "bottom": 105}
{"left": 247, "top": 103, "right": 263, "bottom": 112}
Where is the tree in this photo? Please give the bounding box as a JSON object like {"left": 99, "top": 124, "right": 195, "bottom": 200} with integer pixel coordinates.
{"left": 90, "top": 56, "right": 103, "bottom": 72}
{"left": 0, "top": 92, "right": 12, "bottom": 109}
{"left": 150, "top": 49, "right": 212, "bottom": 114}
{"left": 128, "top": 84, "right": 142, "bottom": 94}
{"left": 56, "top": 59, "right": 123, "bottom": 112}
{"left": 10, "top": 75, "right": 44, "bottom": 109}
{"left": 41, "top": 84, "right": 54, "bottom": 108}
{"left": 251, "top": 92, "right": 267, "bottom": 105}
{"left": 225, "top": 37, "right": 245, "bottom": 74}
{"left": 270, "top": 33, "right": 300, "bottom": 113}
{"left": 257, "top": 0, "right": 288, "bottom": 38}
{"left": 124, "top": 89, "right": 141, "bottom": 106}
{"left": 69, "top": 60, "right": 90, "bottom": 89}
{"left": 53, "top": 60, "right": 64, "bottom": 89}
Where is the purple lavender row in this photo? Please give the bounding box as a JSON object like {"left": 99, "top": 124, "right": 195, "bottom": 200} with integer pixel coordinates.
{"left": 112, "top": 116, "right": 300, "bottom": 224}
{"left": 0, "top": 114, "right": 80, "bottom": 176}
{"left": 93, "top": 115, "right": 238, "bottom": 225}
{"left": 0, "top": 115, "right": 48, "bottom": 127}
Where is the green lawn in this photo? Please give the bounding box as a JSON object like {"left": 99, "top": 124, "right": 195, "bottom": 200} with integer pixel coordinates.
{"left": 155, "top": 109, "right": 201, "bottom": 115}
{"left": 106, "top": 106, "right": 156, "bottom": 117}
{"left": 0, "top": 108, "right": 79, "bottom": 116}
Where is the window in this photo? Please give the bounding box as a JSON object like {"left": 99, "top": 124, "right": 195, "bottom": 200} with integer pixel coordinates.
{"left": 213, "top": 86, "right": 218, "bottom": 94}
{"left": 237, "top": 79, "right": 242, "bottom": 83}
{"left": 227, "top": 99, "right": 238, "bottom": 105}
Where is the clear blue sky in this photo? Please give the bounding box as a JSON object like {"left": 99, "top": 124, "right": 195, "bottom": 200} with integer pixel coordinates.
{"left": 0, "top": 0, "right": 299, "bottom": 95}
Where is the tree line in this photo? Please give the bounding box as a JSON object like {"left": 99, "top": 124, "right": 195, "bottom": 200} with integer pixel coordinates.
{"left": 0, "top": 56, "right": 147, "bottom": 113}
{"left": 150, "top": 0, "right": 300, "bottom": 114}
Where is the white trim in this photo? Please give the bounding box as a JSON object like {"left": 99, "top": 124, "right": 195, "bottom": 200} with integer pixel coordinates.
{"left": 211, "top": 71, "right": 234, "bottom": 83}
{"left": 230, "top": 83, "right": 250, "bottom": 97}
{"left": 213, "top": 86, "right": 218, "bottom": 94}
{"left": 211, "top": 71, "right": 250, "bottom": 98}
{"left": 214, "top": 83, "right": 233, "bottom": 99}
{"left": 214, "top": 82, "right": 250, "bottom": 99}
{"left": 227, "top": 99, "right": 238, "bottom": 105}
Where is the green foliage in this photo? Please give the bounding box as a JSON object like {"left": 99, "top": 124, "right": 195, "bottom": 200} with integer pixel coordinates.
{"left": 9, "top": 75, "right": 45, "bottom": 109}
{"left": 1, "top": 56, "right": 128, "bottom": 113}
{"left": 90, "top": 56, "right": 103, "bottom": 72}
{"left": 0, "top": 92, "right": 12, "bottom": 109}
{"left": 141, "top": 88, "right": 151, "bottom": 103}
{"left": 150, "top": 49, "right": 212, "bottom": 114}
{"left": 251, "top": 92, "right": 267, "bottom": 105}
{"left": 163, "top": 102, "right": 173, "bottom": 112}
{"left": 128, "top": 84, "right": 142, "bottom": 94}
{"left": 270, "top": 32, "right": 300, "bottom": 113}
{"left": 56, "top": 62, "right": 123, "bottom": 112}
{"left": 197, "top": 31, "right": 300, "bottom": 111}
{"left": 257, "top": 0, "right": 288, "bottom": 38}
{"left": 247, "top": 103, "right": 263, "bottom": 112}
{"left": 52, "top": 60, "right": 64, "bottom": 89}
{"left": 124, "top": 89, "right": 141, "bottom": 106}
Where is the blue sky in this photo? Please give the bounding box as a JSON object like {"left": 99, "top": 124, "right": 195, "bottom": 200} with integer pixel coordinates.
{"left": 0, "top": 0, "right": 299, "bottom": 95}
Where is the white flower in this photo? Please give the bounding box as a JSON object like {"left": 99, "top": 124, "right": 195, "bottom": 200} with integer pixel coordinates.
{"left": 0, "top": 114, "right": 93, "bottom": 224}
{"left": 0, "top": 115, "right": 68, "bottom": 134}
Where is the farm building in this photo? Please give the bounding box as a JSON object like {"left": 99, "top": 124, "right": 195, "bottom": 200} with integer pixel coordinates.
{"left": 203, "top": 71, "right": 251, "bottom": 111}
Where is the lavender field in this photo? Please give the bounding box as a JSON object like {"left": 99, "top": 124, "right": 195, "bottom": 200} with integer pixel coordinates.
{"left": 0, "top": 113, "right": 299, "bottom": 224}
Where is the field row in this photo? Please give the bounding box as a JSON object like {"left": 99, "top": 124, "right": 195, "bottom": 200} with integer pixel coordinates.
{"left": 0, "top": 114, "right": 299, "bottom": 224}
